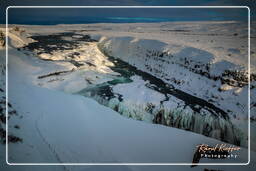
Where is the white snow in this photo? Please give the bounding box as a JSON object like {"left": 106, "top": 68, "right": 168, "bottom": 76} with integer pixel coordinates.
{"left": 113, "top": 76, "right": 165, "bottom": 105}
{"left": 0, "top": 22, "right": 255, "bottom": 171}
{"left": 3, "top": 47, "right": 252, "bottom": 166}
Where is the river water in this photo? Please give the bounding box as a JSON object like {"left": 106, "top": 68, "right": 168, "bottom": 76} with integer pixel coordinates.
{"left": 22, "top": 32, "right": 247, "bottom": 147}
{"left": 78, "top": 53, "right": 245, "bottom": 147}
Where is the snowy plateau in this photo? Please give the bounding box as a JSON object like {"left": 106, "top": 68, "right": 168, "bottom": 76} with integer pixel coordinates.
{"left": 0, "top": 21, "right": 256, "bottom": 171}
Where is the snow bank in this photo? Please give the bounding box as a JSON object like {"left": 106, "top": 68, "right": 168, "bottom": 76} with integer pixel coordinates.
{"left": 5, "top": 47, "right": 251, "bottom": 165}
{"left": 98, "top": 36, "right": 249, "bottom": 119}
{"left": 98, "top": 36, "right": 245, "bottom": 82}
{"left": 1, "top": 22, "right": 256, "bottom": 171}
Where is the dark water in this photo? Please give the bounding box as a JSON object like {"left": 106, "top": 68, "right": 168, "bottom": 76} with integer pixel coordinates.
{"left": 79, "top": 76, "right": 132, "bottom": 102}
{"left": 9, "top": 17, "right": 175, "bottom": 25}
{"left": 7, "top": 7, "right": 249, "bottom": 25}
{"left": 79, "top": 55, "right": 229, "bottom": 120}
{"left": 22, "top": 32, "right": 244, "bottom": 146}
{"left": 78, "top": 54, "right": 246, "bottom": 146}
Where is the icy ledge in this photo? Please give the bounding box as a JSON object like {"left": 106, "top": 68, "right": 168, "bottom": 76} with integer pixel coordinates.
{"left": 96, "top": 36, "right": 252, "bottom": 148}
{"left": 97, "top": 36, "right": 253, "bottom": 119}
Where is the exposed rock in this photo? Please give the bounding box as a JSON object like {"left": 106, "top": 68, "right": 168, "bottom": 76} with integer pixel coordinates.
{"left": 219, "top": 84, "right": 234, "bottom": 91}
{"left": 37, "top": 69, "right": 75, "bottom": 79}
{"left": 0, "top": 31, "right": 5, "bottom": 47}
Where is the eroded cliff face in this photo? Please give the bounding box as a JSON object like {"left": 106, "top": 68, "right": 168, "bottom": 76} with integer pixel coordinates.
{"left": 3, "top": 23, "right": 252, "bottom": 150}
{"left": 98, "top": 36, "right": 252, "bottom": 118}
{"left": 96, "top": 36, "right": 251, "bottom": 148}
{"left": 0, "top": 31, "right": 5, "bottom": 48}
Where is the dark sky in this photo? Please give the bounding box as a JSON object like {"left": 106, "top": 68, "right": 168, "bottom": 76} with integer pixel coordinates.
{"left": 1, "top": 0, "right": 255, "bottom": 24}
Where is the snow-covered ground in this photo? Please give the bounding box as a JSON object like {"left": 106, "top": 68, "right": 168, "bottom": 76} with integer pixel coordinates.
{"left": 0, "top": 21, "right": 255, "bottom": 170}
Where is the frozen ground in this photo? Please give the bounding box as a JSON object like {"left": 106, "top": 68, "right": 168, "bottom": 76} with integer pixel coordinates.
{"left": 0, "top": 21, "right": 255, "bottom": 171}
